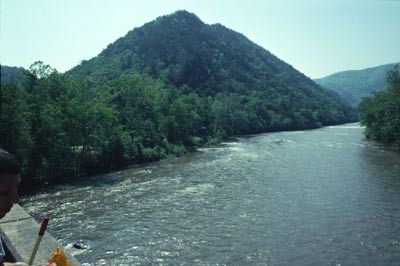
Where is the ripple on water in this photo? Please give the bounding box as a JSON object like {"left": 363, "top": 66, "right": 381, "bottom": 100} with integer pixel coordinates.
{"left": 178, "top": 183, "right": 216, "bottom": 196}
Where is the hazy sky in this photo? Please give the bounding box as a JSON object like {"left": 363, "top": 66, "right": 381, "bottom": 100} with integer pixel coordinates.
{"left": 1, "top": 0, "right": 399, "bottom": 79}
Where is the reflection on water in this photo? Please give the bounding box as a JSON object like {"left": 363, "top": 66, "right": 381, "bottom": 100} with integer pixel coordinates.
{"left": 21, "top": 123, "right": 400, "bottom": 265}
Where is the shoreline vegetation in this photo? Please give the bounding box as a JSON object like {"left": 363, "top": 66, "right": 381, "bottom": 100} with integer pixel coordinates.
{"left": 358, "top": 64, "right": 400, "bottom": 151}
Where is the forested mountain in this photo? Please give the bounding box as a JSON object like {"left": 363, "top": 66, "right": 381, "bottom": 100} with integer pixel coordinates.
{"left": 314, "top": 63, "right": 397, "bottom": 106}
{"left": 68, "top": 10, "right": 355, "bottom": 126}
{"left": 1, "top": 65, "right": 28, "bottom": 85}
{"left": 1, "top": 11, "right": 356, "bottom": 188}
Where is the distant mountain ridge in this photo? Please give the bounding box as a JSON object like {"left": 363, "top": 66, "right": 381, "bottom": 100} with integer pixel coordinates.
{"left": 67, "top": 10, "right": 355, "bottom": 127}
{"left": 1, "top": 65, "right": 27, "bottom": 85}
{"left": 314, "top": 63, "right": 398, "bottom": 106}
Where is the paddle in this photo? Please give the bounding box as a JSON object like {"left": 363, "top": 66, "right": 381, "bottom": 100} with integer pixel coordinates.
{"left": 28, "top": 217, "right": 49, "bottom": 265}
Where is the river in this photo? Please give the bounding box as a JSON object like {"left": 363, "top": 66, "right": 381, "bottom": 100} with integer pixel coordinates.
{"left": 21, "top": 123, "right": 400, "bottom": 266}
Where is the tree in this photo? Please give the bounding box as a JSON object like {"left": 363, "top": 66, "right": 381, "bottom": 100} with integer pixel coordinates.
{"left": 0, "top": 82, "right": 32, "bottom": 171}
{"left": 358, "top": 64, "right": 400, "bottom": 149}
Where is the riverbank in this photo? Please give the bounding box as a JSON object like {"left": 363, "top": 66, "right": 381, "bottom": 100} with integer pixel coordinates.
{"left": 19, "top": 121, "right": 361, "bottom": 195}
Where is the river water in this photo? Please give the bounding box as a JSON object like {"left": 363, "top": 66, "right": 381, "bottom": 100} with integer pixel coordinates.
{"left": 21, "top": 123, "right": 400, "bottom": 266}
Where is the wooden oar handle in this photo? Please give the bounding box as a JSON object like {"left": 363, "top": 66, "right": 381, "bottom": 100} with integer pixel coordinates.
{"left": 28, "top": 217, "right": 50, "bottom": 265}
{"left": 39, "top": 217, "right": 49, "bottom": 236}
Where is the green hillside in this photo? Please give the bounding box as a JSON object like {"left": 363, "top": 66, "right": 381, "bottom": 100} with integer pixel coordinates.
{"left": 2, "top": 11, "right": 356, "bottom": 186}
{"left": 68, "top": 10, "right": 355, "bottom": 127}
{"left": 314, "top": 63, "right": 398, "bottom": 106}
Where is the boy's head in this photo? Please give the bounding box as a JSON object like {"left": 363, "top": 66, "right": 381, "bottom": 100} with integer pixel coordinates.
{"left": 0, "top": 149, "right": 21, "bottom": 218}
{"left": 0, "top": 149, "right": 21, "bottom": 175}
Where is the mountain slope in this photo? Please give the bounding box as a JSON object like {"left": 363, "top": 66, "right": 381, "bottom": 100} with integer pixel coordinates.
{"left": 1, "top": 65, "right": 28, "bottom": 85}
{"left": 314, "top": 63, "right": 398, "bottom": 106}
{"left": 67, "top": 10, "right": 356, "bottom": 127}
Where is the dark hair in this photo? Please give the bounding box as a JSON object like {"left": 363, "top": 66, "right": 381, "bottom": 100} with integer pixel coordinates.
{"left": 0, "top": 149, "right": 21, "bottom": 175}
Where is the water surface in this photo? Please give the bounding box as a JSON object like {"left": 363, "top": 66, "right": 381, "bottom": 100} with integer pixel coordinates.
{"left": 21, "top": 123, "right": 400, "bottom": 265}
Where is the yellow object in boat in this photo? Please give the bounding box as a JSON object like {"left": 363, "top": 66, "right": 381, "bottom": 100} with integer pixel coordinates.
{"left": 47, "top": 246, "right": 71, "bottom": 266}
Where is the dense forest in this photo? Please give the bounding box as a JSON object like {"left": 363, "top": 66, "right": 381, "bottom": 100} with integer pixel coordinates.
{"left": 358, "top": 65, "right": 400, "bottom": 150}
{"left": 315, "top": 63, "right": 397, "bottom": 107}
{"left": 0, "top": 11, "right": 356, "bottom": 189}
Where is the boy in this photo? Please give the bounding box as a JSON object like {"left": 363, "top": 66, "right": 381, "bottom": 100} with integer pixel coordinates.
{"left": 0, "top": 149, "right": 27, "bottom": 266}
